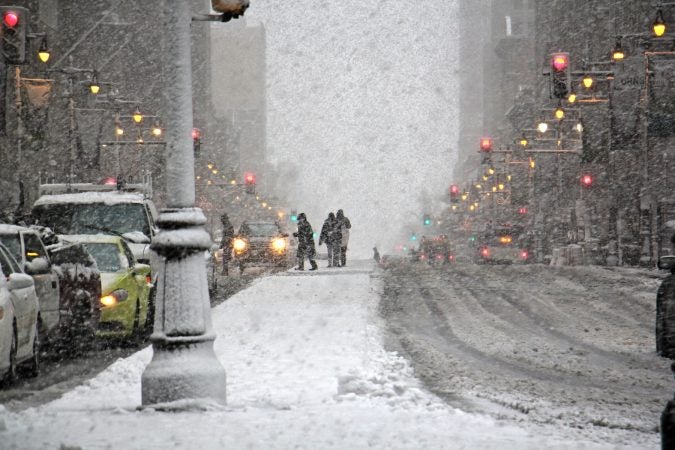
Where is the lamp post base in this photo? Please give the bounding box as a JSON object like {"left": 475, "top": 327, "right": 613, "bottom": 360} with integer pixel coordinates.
{"left": 142, "top": 338, "right": 226, "bottom": 407}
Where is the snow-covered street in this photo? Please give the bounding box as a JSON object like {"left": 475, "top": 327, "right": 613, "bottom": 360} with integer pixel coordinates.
{"left": 1, "top": 260, "right": 668, "bottom": 449}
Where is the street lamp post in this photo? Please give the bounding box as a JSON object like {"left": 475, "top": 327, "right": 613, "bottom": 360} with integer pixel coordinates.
{"left": 141, "top": 0, "right": 227, "bottom": 407}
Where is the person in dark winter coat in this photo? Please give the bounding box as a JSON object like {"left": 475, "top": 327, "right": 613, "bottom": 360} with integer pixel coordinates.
{"left": 293, "top": 213, "right": 318, "bottom": 271}
{"left": 219, "top": 213, "right": 234, "bottom": 275}
{"left": 335, "top": 209, "right": 351, "bottom": 267}
{"left": 319, "top": 212, "right": 340, "bottom": 267}
{"left": 657, "top": 234, "right": 675, "bottom": 357}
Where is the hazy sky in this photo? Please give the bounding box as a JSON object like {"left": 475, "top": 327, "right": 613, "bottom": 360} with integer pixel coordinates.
{"left": 247, "top": 0, "right": 459, "bottom": 257}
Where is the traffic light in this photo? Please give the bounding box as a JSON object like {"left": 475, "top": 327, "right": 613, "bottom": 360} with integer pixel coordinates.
{"left": 581, "top": 173, "right": 593, "bottom": 188}
{"left": 423, "top": 214, "right": 431, "bottom": 226}
{"left": 410, "top": 233, "right": 417, "bottom": 241}
{"left": 192, "top": 128, "right": 201, "bottom": 157}
{"left": 550, "top": 52, "right": 570, "bottom": 99}
{"left": 449, "top": 184, "right": 460, "bottom": 203}
{"left": 518, "top": 206, "right": 528, "bottom": 215}
{"left": 1, "top": 6, "right": 28, "bottom": 64}
{"left": 290, "top": 210, "right": 298, "bottom": 222}
{"left": 244, "top": 172, "right": 256, "bottom": 194}
{"left": 479, "top": 137, "right": 492, "bottom": 153}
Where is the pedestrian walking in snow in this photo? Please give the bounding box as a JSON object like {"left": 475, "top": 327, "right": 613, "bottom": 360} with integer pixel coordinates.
{"left": 373, "top": 247, "right": 381, "bottom": 264}
{"left": 293, "top": 213, "right": 318, "bottom": 271}
{"left": 319, "top": 212, "right": 340, "bottom": 267}
{"left": 336, "top": 209, "right": 351, "bottom": 267}
{"left": 219, "top": 213, "right": 234, "bottom": 275}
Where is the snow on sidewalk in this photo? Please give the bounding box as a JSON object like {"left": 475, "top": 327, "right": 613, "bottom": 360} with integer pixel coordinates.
{"left": 0, "top": 261, "right": 627, "bottom": 449}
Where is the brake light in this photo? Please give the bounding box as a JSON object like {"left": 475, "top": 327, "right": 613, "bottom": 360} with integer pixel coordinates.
{"left": 481, "top": 248, "right": 489, "bottom": 257}
{"left": 520, "top": 250, "right": 529, "bottom": 260}
{"left": 448, "top": 255, "right": 455, "bottom": 261}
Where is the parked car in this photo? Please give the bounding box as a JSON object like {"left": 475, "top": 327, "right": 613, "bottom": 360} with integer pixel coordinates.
{"left": 232, "top": 221, "right": 291, "bottom": 274}
{"left": 0, "top": 225, "right": 60, "bottom": 345}
{"left": 0, "top": 242, "right": 40, "bottom": 385}
{"left": 60, "top": 235, "right": 152, "bottom": 340}
{"left": 31, "top": 179, "right": 159, "bottom": 335}
{"left": 48, "top": 242, "right": 102, "bottom": 349}
{"left": 31, "top": 181, "right": 158, "bottom": 267}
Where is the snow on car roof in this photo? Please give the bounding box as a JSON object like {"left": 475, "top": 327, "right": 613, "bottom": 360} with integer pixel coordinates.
{"left": 58, "top": 234, "right": 124, "bottom": 245}
{"left": 0, "top": 224, "right": 32, "bottom": 234}
{"left": 33, "top": 191, "right": 147, "bottom": 206}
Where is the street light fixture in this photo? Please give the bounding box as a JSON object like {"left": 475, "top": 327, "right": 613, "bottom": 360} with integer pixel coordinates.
{"left": 89, "top": 71, "right": 100, "bottom": 94}
{"left": 37, "top": 36, "right": 50, "bottom": 63}
{"left": 582, "top": 74, "right": 593, "bottom": 89}
{"left": 568, "top": 91, "right": 577, "bottom": 103}
{"left": 653, "top": 9, "right": 667, "bottom": 37}
{"left": 537, "top": 121, "right": 549, "bottom": 133}
{"left": 151, "top": 121, "right": 162, "bottom": 137}
{"left": 132, "top": 107, "right": 143, "bottom": 124}
{"left": 554, "top": 103, "right": 565, "bottom": 120}
{"left": 611, "top": 37, "right": 626, "bottom": 61}
{"left": 519, "top": 134, "right": 528, "bottom": 147}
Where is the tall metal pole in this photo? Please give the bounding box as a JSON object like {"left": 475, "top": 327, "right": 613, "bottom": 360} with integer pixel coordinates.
{"left": 141, "top": 0, "right": 227, "bottom": 407}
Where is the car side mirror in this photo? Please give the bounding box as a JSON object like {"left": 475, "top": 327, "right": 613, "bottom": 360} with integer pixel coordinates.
{"left": 659, "top": 255, "right": 675, "bottom": 271}
{"left": 8, "top": 273, "right": 35, "bottom": 290}
{"left": 25, "top": 257, "right": 50, "bottom": 275}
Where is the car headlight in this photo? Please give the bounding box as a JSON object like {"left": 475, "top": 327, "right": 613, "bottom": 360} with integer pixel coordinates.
{"left": 101, "top": 289, "right": 129, "bottom": 307}
{"left": 233, "top": 238, "right": 248, "bottom": 253}
{"left": 271, "top": 238, "right": 286, "bottom": 252}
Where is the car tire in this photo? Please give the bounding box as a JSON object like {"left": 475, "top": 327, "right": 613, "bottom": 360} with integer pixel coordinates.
{"left": 144, "top": 288, "right": 156, "bottom": 333}
{"left": 2, "top": 328, "right": 18, "bottom": 386}
{"left": 25, "top": 323, "right": 40, "bottom": 378}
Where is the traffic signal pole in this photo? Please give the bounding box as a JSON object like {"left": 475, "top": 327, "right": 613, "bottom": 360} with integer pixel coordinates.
{"left": 141, "top": 0, "right": 227, "bottom": 408}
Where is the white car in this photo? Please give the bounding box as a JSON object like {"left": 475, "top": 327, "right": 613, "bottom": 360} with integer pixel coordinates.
{"left": 0, "top": 243, "right": 40, "bottom": 385}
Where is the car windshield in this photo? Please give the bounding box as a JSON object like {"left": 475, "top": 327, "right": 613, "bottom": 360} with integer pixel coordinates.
{"left": 50, "top": 244, "right": 97, "bottom": 268}
{"left": 240, "top": 223, "right": 280, "bottom": 236}
{"left": 82, "top": 243, "right": 123, "bottom": 272}
{"left": 0, "top": 234, "right": 22, "bottom": 263}
{"left": 33, "top": 203, "right": 150, "bottom": 236}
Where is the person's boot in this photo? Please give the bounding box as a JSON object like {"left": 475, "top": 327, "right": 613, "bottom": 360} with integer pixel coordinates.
{"left": 295, "top": 258, "right": 304, "bottom": 270}
{"left": 309, "top": 260, "right": 318, "bottom": 271}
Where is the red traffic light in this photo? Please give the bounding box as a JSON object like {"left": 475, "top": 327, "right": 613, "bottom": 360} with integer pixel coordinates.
{"left": 581, "top": 174, "right": 593, "bottom": 187}
{"left": 2, "top": 10, "right": 19, "bottom": 28}
{"left": 479, "top": 137, "right": 493, "bottom": 152}
{"left": 518, "top": 207, "right": 528, "bottom": 215}
{"left": 450, "top": 184, "right": 459, "bottom": 195}
{"left": 244, "top": 172, "right": 256, "bottom": 184}
{"left": 551, "top": 53, "right": 569, "bottom": 72}
{"left": 191, "top": 128, "right": 201, "bottom": 140}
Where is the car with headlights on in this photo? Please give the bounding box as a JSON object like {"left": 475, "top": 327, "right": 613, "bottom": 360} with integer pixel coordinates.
{"left": 60, "top": 235, "right": 152, "bottom": 341}
{"left": 232, "top": 221, "right": 291, "bottom": 274}
{"left": 0, "top": 242, "right": 40, "bottom": 385}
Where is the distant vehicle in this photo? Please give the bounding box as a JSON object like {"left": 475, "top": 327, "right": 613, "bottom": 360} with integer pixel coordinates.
{"left": 232, "top": 221, "right": 291, "bottom": 274}
{"left": 0, "top": 225, "right": 60, "bottom": 344}
{"left": 0, "top": 242, "right": 40, "bottom": 385}
{"left": 48, "top": 242, "right": 102, "bottom": 349}
{"left": 417, "top": 235, "right": 455, "bottom": 265}
{"left": 474, "top": 224, "right": 530, "bottom": 265}
{"left": 60, "top": 235, "right": 152, "bottom": 340}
